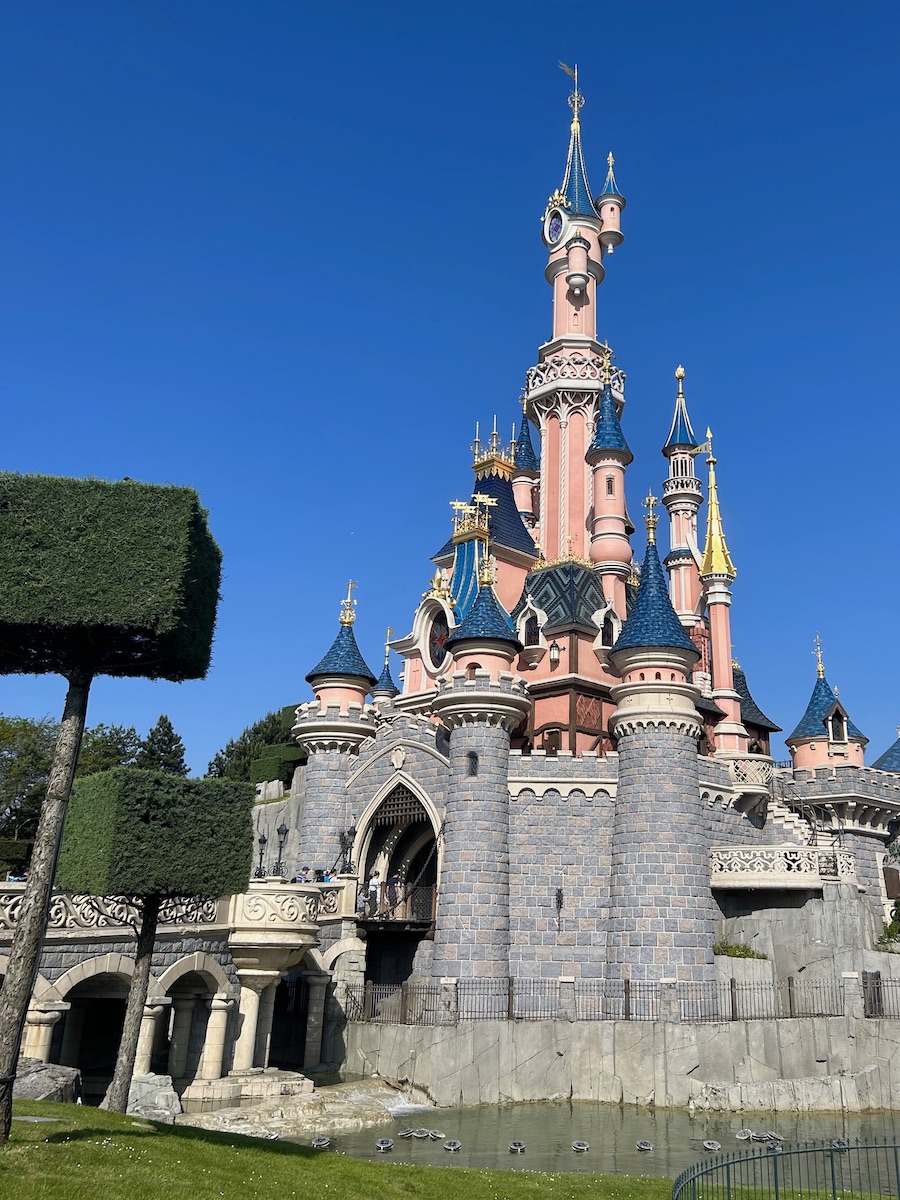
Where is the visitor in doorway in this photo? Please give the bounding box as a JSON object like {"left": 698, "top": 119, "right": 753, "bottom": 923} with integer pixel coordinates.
{"left": 367, "top": 871, "right": 380, "bottom": 917}
{"left": 387, "top": 869, "right": 400, "bottom": 915}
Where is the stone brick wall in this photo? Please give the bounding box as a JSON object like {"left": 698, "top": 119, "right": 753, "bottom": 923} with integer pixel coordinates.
{"left": 607, "top": 726, "right": 717, "bottom": 982}
{"left": 33, "top": 932, "right": 237, "bottom": 992}
{"left": 430, "top": 718, "right": 513, "bottom": 979}
{"left": 294, "top": 748, "right": 359, "bottom": 877}
{"left": 508, "top": 787, "right": 613, "bottom": 978}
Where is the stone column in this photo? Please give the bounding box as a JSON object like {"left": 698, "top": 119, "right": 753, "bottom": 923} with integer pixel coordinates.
{"left": 198, "top": 995, "right": 233, "bottom": 1081}
{"left": 254, "top": 980, "right": 278, "bottom": 1068}
{"left": 233, "top": 971, "right": 279, "bottom": 1071}
{"left": 134, "top": 1003, "right": 169, "bottom": 1076}
{"left": 430, "top": 674, "right": 531, "bottom": 980}
{"left": 302, "top": 975, "right": 329, "bottom": 1072}
{"left": 59, "top": 1005, "right": 85, "bottom": 1068}
{"left": 21, "top": 1005, "right": 67, "bottom": 1063}
{"left": 166, "top": 998, "right": 196, "bottom": 1080}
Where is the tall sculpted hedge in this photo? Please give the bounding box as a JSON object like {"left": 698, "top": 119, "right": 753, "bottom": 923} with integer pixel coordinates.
{"left": 56, "top": 768, "right": 253, "bottom": 1112}
{"left": 0, "top": 474, "right": 221, "bottom": 1141}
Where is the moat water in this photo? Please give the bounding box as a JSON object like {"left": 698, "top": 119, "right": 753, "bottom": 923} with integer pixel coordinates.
{"left": 320, "top": 1104, "right": 900, "bottom": 1176}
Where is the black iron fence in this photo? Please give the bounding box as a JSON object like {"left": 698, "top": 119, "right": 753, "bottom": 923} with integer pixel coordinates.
{"left": 345, "top": 975, "right": 856, "bottom": 1026}
{"left": 673, "top": 1138, "right": 900, "bottom": 1200}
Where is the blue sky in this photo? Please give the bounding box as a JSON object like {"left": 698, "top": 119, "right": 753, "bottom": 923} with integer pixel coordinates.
{"left": 1, "top": 1, "right": 899, "bottom": 771}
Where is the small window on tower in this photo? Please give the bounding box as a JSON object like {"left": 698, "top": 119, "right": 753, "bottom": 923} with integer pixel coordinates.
{"left": 606, "top": 476, "right": 614, "bottom": 496}
{"left": 524, "top": 614, "right": 540, "bottom": 646}
{"left": 830, "top": 713, "right": 847, "bottom": 743}
{"left": 601, "top": 614, "right": 614, "bottom": 647}
{"left": 467, "top": 752, "right": 479, "bottom": 777}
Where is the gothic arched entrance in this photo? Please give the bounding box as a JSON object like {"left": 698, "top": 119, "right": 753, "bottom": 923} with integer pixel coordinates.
{"left": 356, "top": 783, "right": 439, "bottom": 985}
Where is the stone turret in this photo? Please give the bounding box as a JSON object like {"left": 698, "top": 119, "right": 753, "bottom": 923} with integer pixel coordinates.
{"left": 607, "top": 496, "right": 717, "bottom": 983}
{"left": 428, "top": 579, "right": 530, "bottom": 980}
{"left": 293, "top": 583, "right": 377, "bottom": 873}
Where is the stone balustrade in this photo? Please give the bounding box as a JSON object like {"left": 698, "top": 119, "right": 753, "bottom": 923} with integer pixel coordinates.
{"left": 710, "top": 845, "right": 857, "bottom": 890}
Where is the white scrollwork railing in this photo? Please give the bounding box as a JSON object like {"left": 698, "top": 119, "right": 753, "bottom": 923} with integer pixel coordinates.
{"left": 663, "top": 477, "right": 703, "bottom": 495}
{"left": 0, "top": 888, "right": 218, "bottom": 932}
{"left": 525, "top": 353, "right": 626, "bottom": 395}
{"left": 729, "top": 757, "right": 775, "bottom": 787}
{"left": 710, "top": 847, "right": 857, "bottom": 889}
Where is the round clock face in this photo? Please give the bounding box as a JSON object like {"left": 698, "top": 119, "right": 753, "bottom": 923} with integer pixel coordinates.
{"left": 428, "top": 614, "right": 450, "bottom": 667}
{"left": 547, "top": 211, "right": 563, "bottom": 243}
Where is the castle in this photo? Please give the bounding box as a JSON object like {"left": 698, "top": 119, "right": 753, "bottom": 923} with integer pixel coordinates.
{"left": 6, "top": 71, "right": 900, "bottom": 1115}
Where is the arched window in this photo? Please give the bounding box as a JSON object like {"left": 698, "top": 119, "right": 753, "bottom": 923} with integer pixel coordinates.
{"left": 524, "top": 614, "right": 540, "bottom": 646}
{"left": 830, "top": 713, "right": 847, "bottom": 742}
{"left": 601, "top": 614, "right": 615, "bottom": 647}
{"left": 606, "top": 476, "right": 614, "bottom": 496}
{"left": 467, "top": 752, "right": 479, "bottom": 776}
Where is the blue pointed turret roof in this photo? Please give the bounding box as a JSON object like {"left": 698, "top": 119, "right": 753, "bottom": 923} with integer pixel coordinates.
{"left": 612, "top": 536, "right": 698, "bottom": 656}
{"left": 433, "top": 470, "right": 538, "bottom": 563}
{"left": 664, "top": 392, "right": 698, "bottom": 452}
{"left": 588, "top": 383, "right": 632, "bottom": 462}
{"left": 561, "top": 118, "right": 596, "bottom": 217}
{"left": 598, "top": 152, "right": 624, "bottom": 200}
{"left": 514, "top": 414, "right": 539, "bottom": 473}
{"left": 445, "top": 584, "right": 521, "bottom": 651}
{"left": 873, "top": 736, "right": 900, "bottom": 772}
{"left": 373, "top": 655, "right": 400, "bottom": 697}
{"left": 306, "top": 623, "right": 377, "bottom": 687}
{"left": 787, "top": 674, "right": 865, "bottom": 742}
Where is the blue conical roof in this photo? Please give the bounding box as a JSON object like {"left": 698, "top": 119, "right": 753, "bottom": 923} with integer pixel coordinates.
{"left": 787, "top": 675, "right": 865, "bottom": 742}
{"left": 664, "top": 393, "right": 698, "bottom": 451}
{"left": 372, "top": 656, "right": 400, "bottom": 697}
{"left": 446, "top": 584, "right": 521, "bottom": 651}
{"left": 514, "top": 414, "right": 539, "bottom": 473}
{"left": 611, "top": 538, "right": 698, "bottom": 655}
{"left": 873, "top": 737, "right": 900, "bottom": 772}
{"left": 306, "top": 623, "right": 377, "bottom": 687}
{"left": 560, "top": 121, "right": 596, "bottom": 217}
{"left": 587, "top": 383, "right": 632, "bottom": 462}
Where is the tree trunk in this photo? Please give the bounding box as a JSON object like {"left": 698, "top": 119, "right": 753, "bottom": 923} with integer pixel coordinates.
{"left": 101, "top": 893, "right": 161, "bottom": 1114}
{"left": 0, "top": 668, "right": 92, "bottom": 1144}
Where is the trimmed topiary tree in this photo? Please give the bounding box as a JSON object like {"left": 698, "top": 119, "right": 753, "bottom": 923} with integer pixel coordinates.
{"left": 0, "top": 474, "right": 220, "bottom": 1141}
{"left": 56, "top": 768, "right": 253, "bottom": 1112}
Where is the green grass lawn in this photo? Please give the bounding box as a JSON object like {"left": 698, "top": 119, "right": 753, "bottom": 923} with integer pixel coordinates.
{"left": 1, "top": 1101, "right": 673, "bottom": 1200}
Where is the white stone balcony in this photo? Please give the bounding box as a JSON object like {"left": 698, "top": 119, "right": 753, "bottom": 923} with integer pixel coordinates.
{"left": 724, "top": 754, "right": 774, "bottom": 796}
{"left": 710, "top": 845, "right": 857, "bottom": 890}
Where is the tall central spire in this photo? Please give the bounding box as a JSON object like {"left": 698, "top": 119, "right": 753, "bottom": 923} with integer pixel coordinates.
{"left": 557, "top": 62, "right": 595, "bottom": 216}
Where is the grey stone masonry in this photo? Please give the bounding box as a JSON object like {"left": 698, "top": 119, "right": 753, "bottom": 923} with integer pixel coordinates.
{"left": 292, "top": 702, "right": 377, "bottom": 876}
{"left": 430, "top": 672, "right": 530, "bottom": 980}
{"left": 607, "top": 725, "right": 717, "bottom": 982}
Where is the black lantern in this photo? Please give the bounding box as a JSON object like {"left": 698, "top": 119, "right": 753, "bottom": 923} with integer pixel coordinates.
{"left": 272, "top": 822, "right": 289, "bottom": 877}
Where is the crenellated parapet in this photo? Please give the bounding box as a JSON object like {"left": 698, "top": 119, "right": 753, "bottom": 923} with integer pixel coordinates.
{"left": 431, "top": 670, "right": 531, "bottom": 731}
{"left": 292, "top": 700, "right": 376, "bottom": 753}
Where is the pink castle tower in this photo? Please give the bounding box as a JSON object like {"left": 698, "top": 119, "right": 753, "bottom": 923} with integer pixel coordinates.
{"left": 662, "top": 366, "right": 703, "bottom": 629}
{"left": 525, "top": 64, "right": 626, "bottom": 563}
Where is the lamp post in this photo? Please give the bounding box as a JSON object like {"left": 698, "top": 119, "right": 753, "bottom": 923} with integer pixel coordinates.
{"left": 272, "top": 822, "right": 289, "bottom": 877}
{"left": 338, "top": 826, "right": 357, "bottom": 874}
{"left": 253, "top": 832, "right": 267, "bottom": 879}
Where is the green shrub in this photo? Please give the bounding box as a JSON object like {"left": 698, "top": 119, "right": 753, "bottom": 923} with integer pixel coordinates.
{"left": 0, "top": 838, "right": 32, "bottom": 868}
{"left": 250, "top": 743, "right": 304, "bottom": 787}
{"left": 0, "top": 474, "right": 220, "bottom": 680}
{"left": 56, "top": 769, "right": 253, "bottom": 897}
{"left": 712, "top": 940, "right": 768, "bottom": 960}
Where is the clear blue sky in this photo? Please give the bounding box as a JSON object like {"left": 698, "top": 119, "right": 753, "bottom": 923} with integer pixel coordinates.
{"left": 1, "top": 1, "right": 899, "bottom": 772}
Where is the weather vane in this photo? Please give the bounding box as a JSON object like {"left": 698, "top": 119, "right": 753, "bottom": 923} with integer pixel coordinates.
{"left": 339, "top": 580, "right": 358, "bottom": 625}
{"left": 813, "top": 631, "right": 825, "bottom": 679}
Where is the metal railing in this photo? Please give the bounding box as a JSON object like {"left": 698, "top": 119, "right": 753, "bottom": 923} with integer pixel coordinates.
{"left": 345, "top": 976, "right": 850, "bottom": 1026}
{"left": 673, "top": 1138, "right": 900, "bottom": 1200}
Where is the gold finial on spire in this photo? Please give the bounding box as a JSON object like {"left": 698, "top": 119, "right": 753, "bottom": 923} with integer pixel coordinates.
{"left": 642, "top": 490, "right": 659, "bottom": 544}
{"left": 602, "top": 339, "right": 613, "bottom": 386}
{"left": 339, "top": 580, "right": 358, "bottom": 625}
{"left": 559, "top": 61, "right": 583, "bottom": 126}
{"left": 814, "top": 632, "right": 825, "bottom": 679}
{"left": 478, "top": 551, "right": 496, "bottom": 587}
{"left": 675, "top": 364, "right": 686, "bottom": 395}
{"left": 699, "top": 430, "right": 737, "bottom": 580}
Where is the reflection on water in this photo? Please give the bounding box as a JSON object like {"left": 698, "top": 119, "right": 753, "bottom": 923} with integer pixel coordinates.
{"left": 323, "top": 1104, "right": 900, "bottom": 1177}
